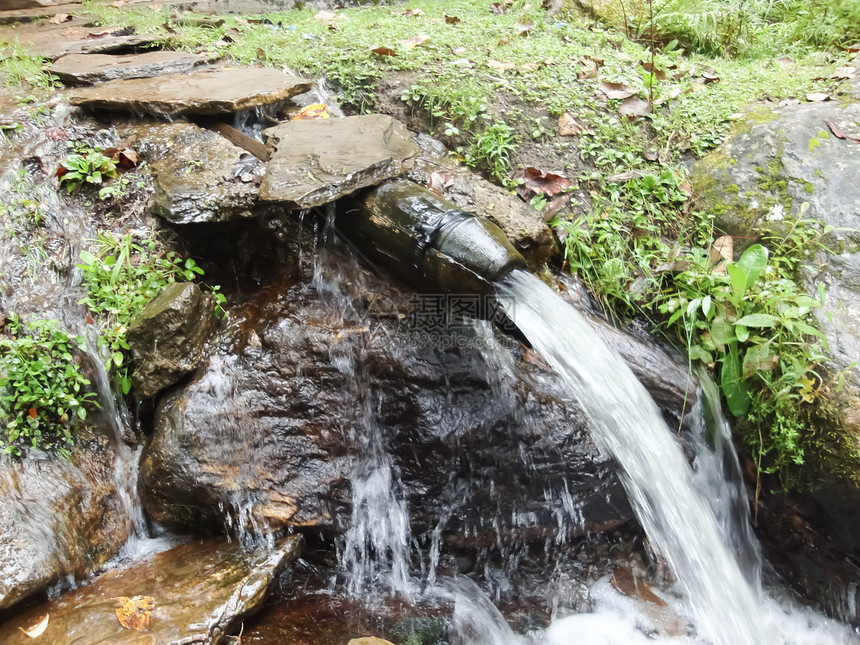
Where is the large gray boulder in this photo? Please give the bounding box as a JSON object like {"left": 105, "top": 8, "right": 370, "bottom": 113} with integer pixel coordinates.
{"left": 0, "top": 435, "right": 130, "bottom": 610}
{"left": 126, "top": 281, "right": 217, "bottom": 399}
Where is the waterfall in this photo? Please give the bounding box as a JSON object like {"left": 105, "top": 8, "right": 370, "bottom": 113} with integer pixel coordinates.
{"left": 497, "top": 269, "right": 767, "bottom": 645}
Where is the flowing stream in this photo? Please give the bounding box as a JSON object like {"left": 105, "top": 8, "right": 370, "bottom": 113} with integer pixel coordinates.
{"left": 495, "top": 269, "right": 854, "bottom": 645}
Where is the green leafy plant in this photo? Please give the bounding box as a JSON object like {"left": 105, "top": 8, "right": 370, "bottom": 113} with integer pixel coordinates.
{"left": 59, "top": 148, "right": 118, "bottom": 194}
{"left": 0, "top": 314, "right": 97, "bottom": 456}
{"left": 462, "top": 121, "right": 518, "bottom": 183}
{"left": 78, "top": 232, "right": 205, "bottom": 395}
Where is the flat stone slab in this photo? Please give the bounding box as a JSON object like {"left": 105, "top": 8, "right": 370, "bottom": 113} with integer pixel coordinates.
{"left": 260, "top": 114, "right": 419, "bottom": 209}
{"left": 0, "top": 3, "right": 82, "bottom": 24}
{"left": 3, "top": 24, "right": 164, "bottom": 60}
{"left": 123, "top": 121, "right": 263, "bottom": 224}
{"left": 0, "top": 536, "right": 302, "bottom": 645}
{"left": 50, "top": 50, "right": 218, "bottom": 84}
{"left": 69, "top": 67, "right": 311, "bottom": 116}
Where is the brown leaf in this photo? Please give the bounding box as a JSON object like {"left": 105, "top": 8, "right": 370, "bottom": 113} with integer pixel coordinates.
{"left": 487, "top": 59, "right": 515, "bottom": 72}
{"left": 848, "top": 43, "right": 860, "bottom": 53}
{"left": 19, "top": 614, "right": 49, "bottom": 639}
{"left": 314, "top": 10, "right": 336, "bottom": 20}
{"left": 557, "top": 112, "right": 584, "bottom": 136}
{"left": 806, "top": 92, "right": 831, "bottom": 102}
{"left": 710, "top": 235, "right": 733, "bottom": 266}
{"left": 542, "top": 193, "right": 573, "bottom": 219}
{"left": 701, "top": 68, "right": 720, "bottom": 83}
{"left": 401, "top": 34, "right": 430, "bottom": 49}
{"left": 48, "top": 13, "right": 72, "bottom": 24}
{"left": 291, "top": 103, "right": 329, "bottom": 120}
{"left": 519, "top": 62, "right": 538, "bottom": 72}
{"left": 597, "top": 81, "right": 638, "bottom": 100}
{"left": 516, "top": 19, "right": 534, "bottom": 36}
{"left": 28, "top": 407, "right": 37, "bottom": 419}
{"left": 833, "top": 66, "right": 857, "bottom": 79}
{"left": 371, "top": 46, "right": 397, "bottom": 57}
{"left": 578, "top": 57, "right": 599, "bottom": 80}
{"left": 115, "top": 596, "right": 155, "bottom": 632}
{"left": 86, "top": 314, "right": 95, "bottom": 324}
{"left": 826, "top": 119, "right": 846, "bottom": 139}
{"left": 640, "top": 62, "right": 666, "bottom": 80}
{"left": 671, "top": 68, "right": 690, "bottom": 80}
{"left": 511, "top": 167, "right": 572, "bottom": 198}
{"left": 427, "top": 171, "right": 454, "bottom": 195}
{"left": 444, "top": 13, "right": 461, "bottom": 25}
{"left": 654, "top": 85, "right": 681, "bottom": 105}
{"left": 87, "top": 27, "right": 130, "bottom": 39}
{"left": 618, "top": 96, "right": 652, "bottom": 117}
{"left": 497, "top": 36, "right": 510, "bottom": 46}
{"left": 775, "top": 56, "right": 794, "bottom": 70}
{"left": 404, "top": 8, "right": 424, "bottom": 16}
{"left": 490, "top": 2, "right": 506, "bottom": 14}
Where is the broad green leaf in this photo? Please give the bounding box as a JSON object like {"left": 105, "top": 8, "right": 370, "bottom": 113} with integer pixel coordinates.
{"left": 701, "top": 294, "right": 712, "bottom": 317}
{"left": 726, "top": 264, "right": 746, "bottom": 307}
{"left": 735, "top": 313, "right": 779, "bottom": 328}
{"left": 721, "top": 349, "right": 750, "bottom": 416}
{"left": 737, "top": 243, "right": 768, "bottom": 285}
{"left": 709, "top": 317, "right": 735, "bottom": 348}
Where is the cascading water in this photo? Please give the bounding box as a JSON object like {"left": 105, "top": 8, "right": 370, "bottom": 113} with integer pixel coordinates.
{"left": 497, "top": 268, "right": 855, "bottom": 645}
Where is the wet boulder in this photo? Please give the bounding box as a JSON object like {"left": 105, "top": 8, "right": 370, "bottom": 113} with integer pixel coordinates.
{"left": 0, "top": 535, "right": 302, "bottom": 645}
{"left": 126, "top": 281, "right": 217, "bottom": 399}
{"left": 122, "top": 121, "right": 264, "bottom": 224}
{"left": 140, "top": 255, "right": 634, "bottom": 544}
{"left": 0, "top": 434, "right": 130, "bottom": 610}
{"left": 259, "top": 114, "right": 420, "bottom": 209}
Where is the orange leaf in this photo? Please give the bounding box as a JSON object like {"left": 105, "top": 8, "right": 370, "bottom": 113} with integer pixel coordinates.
{"left": 291, "top": 104, "right": 329, "bottom": 121}
{"left": 114, "top": 596, "right": 155, "bottom": 632}
{"left": 28, "top": 408, "right": 37, "bottom": 419}
{"left": 370, "top": 46, "right": 397, "bottom": 57}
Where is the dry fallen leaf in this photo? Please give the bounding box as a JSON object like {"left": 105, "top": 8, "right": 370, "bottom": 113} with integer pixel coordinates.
{"left": 401, "top": 34, "right": 430, "bottom": 48}
{"left": 640, "top": 61, "right": 666, "bottom": 80}
{"left": 487, "top": 59, "right": 515, "bottom": 72}
{"left": 114, "top": 596, "right": 155, "bottom": 632}
{"left": 497, "top": 36, "right": 510, "bottom": 46}
{"left": 511, "top": 166, "right": 572, "bottom": 199}
{"left": 578, "top": 57, "right": 599, "bottom": 80}
{"left": 522, "top": 347, "right": 551, "bottom": 370}
{"left": 710, "top": 235, "right": 734, "bottom": 267}
{"left": 427, "top": 171, "right": 454, "bottom": 195}
{"left": 292, "top": 103, "right": 329, "bottom": 120}
{"left": 404, "top": 8, "right": 424, "bottom": 17}
{"left": 48, "top": 13, "right": 72, "bottom": 24}
{"left": 370, "top": 46, "right": 397, "bottom": 57}
{"left": 19, "top": 614, "right": 49, "bottom": 639}
{"left": 490, "top": 2, "right": 506, "bottom": 14}
{"left": 806, "top": 92, "right": 831, "bottom": 102}
{"left": 516, "top": 19, "right": 535, "bottom": 36}
{"left": 444, "top": 13, "right": 461, "bottom": 25}
{"left": 825, "top": 119, "right": 860, "bottom": 143}
{"left": 519, "top": 62, "right": 538, "bottom": 72}
{"left": 314, "top": 10, "right": 336, "bottom": 21}
{"left": 558, "top": 112, "right": 584, "bottom": 136}
{"left": 833, "top": 66, "right": 857, "bottom": 79}
{"left": 597, "top": 81, "right": 638, "bottom": 100}
{"left": 701, "top": 68, "right": 720, "bottom": 83}
{"left": 654, "top": 86, "right": 681, "bottom": 105}
{"left": 618, "top": 96, "right": 652, "bottom": 117}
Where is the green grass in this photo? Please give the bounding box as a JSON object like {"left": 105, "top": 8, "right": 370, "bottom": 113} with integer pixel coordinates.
{"left": 0, "top": 43, "right": 58, "bottom": 90}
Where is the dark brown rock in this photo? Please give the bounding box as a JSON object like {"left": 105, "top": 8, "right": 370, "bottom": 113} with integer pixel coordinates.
{"left": 68, "top": 67, "right": 311, "bottom": 117}
{"left": 0, "top": 435, "right": 130, "bottom": 610}
{"left": 0, "top": 535, "right": 302, "bottom": 645}
{"left": 122, "top": 121, "right": 263, "bottom": 224}
{"left": 127, "top": 282, "right": 218, "bottom": 398}
{"left": 259, "top": 114, "right": 420, "bottom": 209}
{"left": 50, "top": 50, "right": 218, "bottom": 85}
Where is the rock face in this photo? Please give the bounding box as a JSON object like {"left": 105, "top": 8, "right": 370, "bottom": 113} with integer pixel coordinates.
{"left": 122, "top": 121, "right": 263, "bottom": 224}
{"left": 0, "top": 535, "right": 302, "bottom": 645}
{"left": 260, "top": 114, "right": 420, "bottom": 209}
{"left": 0, "top": 435, "right": 129, "bottom": 610}
{"left": 140, "top": 250, "right": 700, "bottom": 544}
{"left": 692, "top": 90, "right": 860, "bottom": 625}
{"left": 127, "top": 282, "right": 218, "bottom": 399}
{"left": 69, "top": 68, "right": 311, "bottom": 117}
{"left": 50, "top": 51, "right": 218, "bottom": 85}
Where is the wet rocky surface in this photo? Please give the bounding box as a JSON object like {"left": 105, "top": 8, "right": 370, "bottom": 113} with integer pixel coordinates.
{"left": 0, "top": 434, "right": 130, "bottom": 610}
{"left": 140, "top": 244, "right": 634, "bottom": 541}
{"left": 0, "top": 535, "right": 302, "bottom": 645}
{"left": 260, "top": 114, "right": 420, "bottom": 209}
{"left": 127, "top": 282, "right": 218, "bottom": 399}
{"left": 50, "top": 51, "right": 219, "bottom": 85}
{"left": 69, "top": 67, "right": 312, "bottom": 117}
{"left": 122, "top": 121, "right": 264, "bottom": 224}
{"left": 0, "top": 2, "right": 84, "bottom": 24}
{"left": 3, "top": 25, "right": 164, "bottom": 60}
